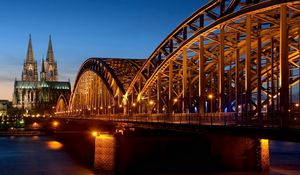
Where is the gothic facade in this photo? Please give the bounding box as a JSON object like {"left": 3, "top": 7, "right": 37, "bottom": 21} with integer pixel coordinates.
{"left": 12, "top": 36, "right": 71, "bottom": 114}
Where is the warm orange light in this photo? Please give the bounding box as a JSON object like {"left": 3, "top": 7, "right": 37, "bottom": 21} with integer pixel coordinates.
{"left": 46, "top": 141, "right": 63, "bottom": 150}
{"left": 208, "top": 94, "right": 213, "bottom": 99}
{"left": 173, "top": 98, "right": 178, "bottom": 103}
{"left": 296, "top": 103, "right": 299, "bottom": 107}
{"left": 53, "top": 121, "right": 59, "bottom": 127}
{"left": 132, "top": 103, "right": 136, "bottom": 107}
{"left": 149, "top": 100, "right": 154, "bottom": 105}
{"left": 32, "top": 122, "right": 39, "bottom": 128}
{"left": 92, "top": 131, "right": 98, "bottom": 137}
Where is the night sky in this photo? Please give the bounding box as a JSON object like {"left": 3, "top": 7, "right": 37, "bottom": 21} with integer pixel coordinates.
{"left": 0, "top": 0, "right": 208, "bottom": 100}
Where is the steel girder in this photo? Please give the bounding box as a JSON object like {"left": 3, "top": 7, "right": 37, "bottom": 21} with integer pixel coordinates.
{"left": 124, "top": 0, "right": 300, "bottom": 118}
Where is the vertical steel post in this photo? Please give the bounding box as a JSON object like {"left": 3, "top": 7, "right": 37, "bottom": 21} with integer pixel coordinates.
{"left": 219, "top": 26, "right": 225, "bottom": 112}
{"left": 235, "top": 33, "right": 240, "bottom": 117}
{"left": 157, "top": 72, "right": 162, "bottom": 113}
{"left": 199, "top": 36, "right": 205, "bottom": 115}
{"left": 245, "top": 15, "right": 252, "bottom": 117}
{"left": 169, "top": 60, "right": 173, "bottom": 113}
{"left": 182, "top": 47, "right": 187, "bottom": 113}
{"left": 257, "top": 24, "right": 262, "bottom": 122}
{"left": 279, "top": 5, "right": 289, "bottom": 126}
{"left": 271, "top": 38, "right": 275, "bottom": 116}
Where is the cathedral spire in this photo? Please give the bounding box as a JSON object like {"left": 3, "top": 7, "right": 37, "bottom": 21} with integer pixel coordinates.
{"left": 26, "top": 34, "right": 34, "bottom": 63}
{"left": 21, "top": 35, "right": 38, "bottom": 81}
{"left": 46, "top": 35, "right": 55, "bottom": 63}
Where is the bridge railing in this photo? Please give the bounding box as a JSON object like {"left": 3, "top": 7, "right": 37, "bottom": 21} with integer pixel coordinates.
{"left": 57, "top": 111, "right": 300, "bottom": 129}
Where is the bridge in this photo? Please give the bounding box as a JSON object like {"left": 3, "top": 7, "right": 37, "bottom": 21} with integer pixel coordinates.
{"left": 55, "top": 0, "right": 300, "bottom": 130}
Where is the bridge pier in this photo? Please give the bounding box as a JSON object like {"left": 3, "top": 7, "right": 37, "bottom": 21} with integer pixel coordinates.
{"left": 93, "top": 129, "right": 269, "bottom": 174}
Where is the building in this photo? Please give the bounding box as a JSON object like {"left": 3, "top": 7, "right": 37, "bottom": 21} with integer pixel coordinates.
{"left": 12, "top": 35, "right": 71, "bottom": 114}
{"left": 0, "top": 100, "right": 11, "bottom": 116}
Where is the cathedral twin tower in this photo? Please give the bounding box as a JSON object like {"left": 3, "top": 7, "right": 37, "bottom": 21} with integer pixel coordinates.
{"left": 13, "top": 35, "right": 71, "bottom": 112}
{"left": 22, "top": 35, "right": 58, "bottom": 82}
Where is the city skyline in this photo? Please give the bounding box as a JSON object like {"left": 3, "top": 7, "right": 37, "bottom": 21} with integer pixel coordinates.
{"left": 0, "top": 0, "right": 206, "bottom": 100}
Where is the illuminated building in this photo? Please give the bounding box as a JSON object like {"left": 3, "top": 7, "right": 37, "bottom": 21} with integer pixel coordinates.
{"left": 12, "top": 35, "right": 71, "bottom": 113}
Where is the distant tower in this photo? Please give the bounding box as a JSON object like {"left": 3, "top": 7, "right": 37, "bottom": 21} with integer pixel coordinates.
{"left": 45, "top": 35, "right": 58, "bottom": 81}
{"left": 40, "top": 58, "right": 46, "bottom": 81}
{"left": 21, "top": 35, "right": 38, "bottom": 81}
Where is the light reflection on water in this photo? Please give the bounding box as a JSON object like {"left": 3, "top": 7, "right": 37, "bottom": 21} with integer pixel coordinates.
{"left": 0, "top": 136, "right": 94, "bottom": 175}
{"left": 46, "top": 140, "right": 64, "bottom": 150}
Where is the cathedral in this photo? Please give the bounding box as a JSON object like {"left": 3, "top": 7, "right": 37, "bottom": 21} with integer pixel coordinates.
{"left": 12, "top": 35, "right": 71, "bottom": 114}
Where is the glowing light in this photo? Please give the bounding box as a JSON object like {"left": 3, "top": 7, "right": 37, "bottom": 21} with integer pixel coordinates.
{"left": 32, "top": 122, "right": 39, "bottom": 128}
{"left": 108, "top": 106, "right": 111, "bottom": 109}
{"left": 208, "top": 94, "right": 213, "bottom": 99}
{"left": 296, "top": 103, "right": 299, "bottom": 107}
{"left": 119, "top": 104, "right": 122, "bottom": 108}
{"left": 132, "top": 103, "right": 136, "bottom": 107}
{"left": 53, "top": 121, "right": 59, "bottom": 127}
{"left": 260, "top": 139, "right": 270, "bottom": 170}
{"left": 100, "top": 107, "right": 103, "bottom": 110}
{"left": 92, "top": 131, "right": 99, "bottom": 137}
{"left": 149, "top": 100, "right": 154, "bottom": 105}
{"left": 46, "top": 141, "right": 63, "bottom": 150}
{"left": 173, "top": 98, "right": 178, "bottom": 103}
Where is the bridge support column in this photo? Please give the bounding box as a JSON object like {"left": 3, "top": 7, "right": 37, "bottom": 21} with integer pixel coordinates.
{"left": 168, "top": 60, "right": 174, "bottom": 113}
{"left": 199, "top": 36, "right": 205, "bottom": 115}
{"left": 182, "top": 47, "right": 187, "bottom": 113}
{"left": 218, "top": 26, "right": 225, "bottom": 112}
{"left": 235, "top": 33, "right": 240, "bottom": 117}
{"left": 157, "top": 72, "right": 162, "bottom": 113}
{"left": 279, "top": 4, "right": 289, "bottom": 126}
{"left": 257, "top": 24, "right": 262, "bottom": 123}
{"left": 245, "top": 15, "right": 252, "bottom": 116}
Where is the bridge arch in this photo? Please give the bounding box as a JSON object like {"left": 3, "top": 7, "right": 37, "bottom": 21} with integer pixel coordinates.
{"left": 55, "top": 94, "right": 69, "bottom": 116}
{"left": 124, "top": 0, "right": 300, "bottom": 117}
{"left": 57, "top": 0, "right": 300, "bottom": 123}
{"left": 68, "top": 58, "right": 144, "bottom": 116}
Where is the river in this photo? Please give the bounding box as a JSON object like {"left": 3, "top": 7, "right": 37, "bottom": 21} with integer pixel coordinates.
{"left": 0, "top": 136, "right": 299, "bottom": 175}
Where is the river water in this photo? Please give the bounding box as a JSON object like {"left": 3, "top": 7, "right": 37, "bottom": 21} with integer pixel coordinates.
{"left": 0, "top": 136, "right": 94, "bottom": 175}
{"left": 0, "top": 136, "right": 299, "bottom": 175}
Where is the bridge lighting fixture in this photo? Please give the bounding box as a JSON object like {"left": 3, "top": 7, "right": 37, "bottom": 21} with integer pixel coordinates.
{"left": 108, "top": 106, "right": 111, "bottom": 109}
{"left": 149, "top": 100, "right": 154, "bottom": 105}
{"left": 94, "top": 107, "right": 96, "bottom": 110}
{"left": 100, "top": 107, "right": 103, "bottom": 110}
{"left": 92, "top": 131, "right": 99, "bottom": 137}
{"left": 208, "top": 94, "right": 213, "bottom": 99}
{"left": 295, "top": 103, "right": 299, "bottom": 107}
{"left": 52, "top": 121, "right": 59, "bottom": 127}
{"left": 119, "top": 104, "right": 122, "bottom": 108}
{"left": 173, "top": 98, "right": 178, "bottom": 103}
{"left": 132, "top": 103, "right": 136, "bottom": 107}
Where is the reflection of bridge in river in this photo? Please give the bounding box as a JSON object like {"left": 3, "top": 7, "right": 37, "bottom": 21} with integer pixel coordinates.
{"left": 56, "top": 0, "right": 300, "bottom": 129}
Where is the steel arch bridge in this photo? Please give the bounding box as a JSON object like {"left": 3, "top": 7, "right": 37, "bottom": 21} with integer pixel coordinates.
{"left": 57, "top": 0, "right": 300, "bottom": 127}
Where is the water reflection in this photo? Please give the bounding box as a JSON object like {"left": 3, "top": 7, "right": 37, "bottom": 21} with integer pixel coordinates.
{"left": 0, "top": 136, "right": 94, "bottom": 175}
{"left": 46, "top": 141, "right": 64, "bottom": 150}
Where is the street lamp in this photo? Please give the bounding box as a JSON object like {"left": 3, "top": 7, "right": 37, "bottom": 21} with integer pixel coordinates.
{"left": 208, "top": 94, "right": 213, "bottom": 112}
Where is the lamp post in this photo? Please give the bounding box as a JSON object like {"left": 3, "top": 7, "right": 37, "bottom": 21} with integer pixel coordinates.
{"left": 208, "top": 94, "right": 213, "bottom": 113}
{"left": 208, "top": 94, "right": 213, "bottom": 126}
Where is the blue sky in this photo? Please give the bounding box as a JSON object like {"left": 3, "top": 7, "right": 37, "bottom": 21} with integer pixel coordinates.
{"left": 0, "top": 0, "right": 207, "bottom": 100}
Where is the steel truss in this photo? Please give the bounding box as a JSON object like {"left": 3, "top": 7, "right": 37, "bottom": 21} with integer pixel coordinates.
{"left": 58, "top": 0, "right": 300, "bottom": 125}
